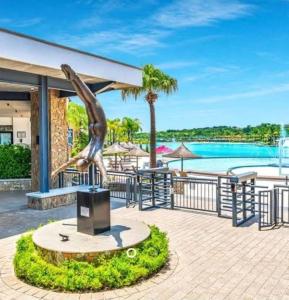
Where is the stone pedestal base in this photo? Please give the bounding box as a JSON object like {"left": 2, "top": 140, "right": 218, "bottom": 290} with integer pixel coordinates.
{"left": 32, "top": 217, "right": 150, "bottom": 264}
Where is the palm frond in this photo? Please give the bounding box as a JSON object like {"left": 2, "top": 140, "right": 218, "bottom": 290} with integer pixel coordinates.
{"left": 120, "top": 63, "right": 178, "bottom": 100}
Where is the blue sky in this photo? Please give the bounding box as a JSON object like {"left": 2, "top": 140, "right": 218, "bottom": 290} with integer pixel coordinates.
{"left": 1, "top": 0, "right": 289, "bottom": 131}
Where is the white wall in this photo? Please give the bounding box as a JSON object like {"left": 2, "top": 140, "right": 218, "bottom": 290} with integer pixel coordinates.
{"left": 12, "top": 117, "right": 31, "bottom": 145}
{"left": 0, "top": 117, "right": 12, "bottom": 126}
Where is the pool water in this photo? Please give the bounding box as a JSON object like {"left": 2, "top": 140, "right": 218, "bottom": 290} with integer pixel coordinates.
{"left": 161, "top": 142, "right": 278, "bottom": 158}
{"left": 168, "top": 157, "right": 279, "bottom": 173}
{"left": 159, "top": 142, "right": 281, "bottom": 172}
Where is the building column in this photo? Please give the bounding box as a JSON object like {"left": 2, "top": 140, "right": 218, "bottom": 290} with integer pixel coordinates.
{"left": 31, "top": 88, "right": 69, "bottom": 192}
{"left": 39, "top": 76, "right": 49, "bottom": 193}
{"left": 50, "top": 90, "right": 68, "bottom": 188}
{"left": 31, "top": 92, "right": 39, "bottom": 191}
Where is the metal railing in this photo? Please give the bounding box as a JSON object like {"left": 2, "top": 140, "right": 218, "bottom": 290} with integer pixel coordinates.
{"left": 95, "top": 170, "right": 137, "bottom": 203}
{"left": 58, "top": 168, "right": 137, "bottom": 206}
{"left": 173, "top": 176, "right": 217, "bottom": 212}
{"left": 258, "top": 185, "right": 289, "bottom": 230}
{"left": 58, "top": 168, "right": 89, "bottom": 187}
{"left": 58, "top": 168, "right": 289, "bottom": 232}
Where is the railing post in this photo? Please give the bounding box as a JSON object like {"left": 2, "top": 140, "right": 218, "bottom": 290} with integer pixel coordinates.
{"left": 273, "top": 188, "right": 278, "bottom": 226}
{"left": 139, "top": 176, "right": 143, "bottom": 211}
{"left": 258, "top": 190, "right": 262, "bottom": 231}
{"left": 152, "top": 173, "right": 155, "bottom": 207}
{"left": 217, "top": 176, "right": 221, "bottom": 217}
{"left": 242, "top": 181, "right": 246, "bottom": 221}
{"left": 232, "top": 183, "right": 238, "bottom": 227}
{"left": 251, "top": 178, "right": 255, "bottom": 215}
{"left": 133, "top": 176, "right": 137, "bottom": 205}
{"left": 170, "top": 173, "right": 174, "bottom": 209}
{"left": 126, "top": 178, "right": 131, "bottom": 207}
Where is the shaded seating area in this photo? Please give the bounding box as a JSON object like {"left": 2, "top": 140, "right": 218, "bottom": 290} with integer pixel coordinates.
{"left": 104, "top": 143, "right": 149, "bottom": 172}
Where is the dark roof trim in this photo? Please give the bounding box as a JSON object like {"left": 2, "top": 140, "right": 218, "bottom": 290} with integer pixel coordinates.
{"left": 0, "top": 92, "right": 30, "bottom": 101}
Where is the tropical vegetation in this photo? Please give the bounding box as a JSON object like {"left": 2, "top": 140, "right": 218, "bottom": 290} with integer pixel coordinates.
{"left": 67, "top": 102, "right": 89, "bottom": 156}
{"left": 14, "top": 226, "right": 169, "bottom": 292}
{"left": 0, "top": 144, "right": 31, "bottom": 179}
{"left": 135, "top": 123, "right": 282, "bottom": 145}
{"left": 67, "top": 102, "right": 142, "bottom": 153}
{"left": 67, "top": 103, "right": 282, "bottom": 151}
{"left": 121, "top": 64, "right": 178, "bottom": 167}
{"left": 107, "top": 117, "right": 141, "bottom": 145}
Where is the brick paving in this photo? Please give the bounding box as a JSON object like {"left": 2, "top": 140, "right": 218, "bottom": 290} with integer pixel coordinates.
{"left": 1, "top": 205, "right": 289, "bottom": 299}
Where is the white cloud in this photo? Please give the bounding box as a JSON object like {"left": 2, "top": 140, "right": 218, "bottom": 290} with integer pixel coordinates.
{"left": 55, "top": 29, "right": 169, "bottom": 55}
{"left": 154, "top": 0, "right": 254, "bottom": 28}
{"left": 195, "top": 82, "right": 289, "bottom": 104}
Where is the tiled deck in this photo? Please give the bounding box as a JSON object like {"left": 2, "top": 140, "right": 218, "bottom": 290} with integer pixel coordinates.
{"left": 1, "top": 206, "right": 289, "bottom": 299}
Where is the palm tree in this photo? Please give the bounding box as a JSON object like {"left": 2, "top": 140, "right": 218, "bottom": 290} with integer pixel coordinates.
{"left": 122, "top": 117, "right": 142, "bottom": 142}
{"left": 121, "top": 64, "right": 178, "bottom": 167}
{"left": 67, "top": 102, "right": 88, "bottom": 136}
{"left": 67, "top": 102, "right": 89, "bottom": 154}
{"left": 107, "top": 118, "right": 122, "bottom": 144}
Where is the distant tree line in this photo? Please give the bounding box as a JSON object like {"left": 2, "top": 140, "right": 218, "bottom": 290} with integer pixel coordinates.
{"left": 135, "top": 123, "right": 283, "bottom": 145}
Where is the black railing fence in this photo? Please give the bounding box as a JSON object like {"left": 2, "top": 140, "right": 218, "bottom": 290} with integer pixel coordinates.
{"left": 59, "top": 168, "right": 289, "bottom": 231}
{"left": 258, "top": 185, "right": 289, "bottom": 230}
{"left": 173, "top": 176, "right": 217, "bottom": 212}
{"left": 58, "top": 168, "right": 89, "bottom": 187}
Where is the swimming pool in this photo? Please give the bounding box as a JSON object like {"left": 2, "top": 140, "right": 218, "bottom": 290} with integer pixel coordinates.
{"left": 160, "top": 142, "right": 280, "bottom": 173}
{"left": 160, "top": 142, "right": 278, "bottom": 158}
{"left": 168, "top": 157, "right": 279, "bottom": 173}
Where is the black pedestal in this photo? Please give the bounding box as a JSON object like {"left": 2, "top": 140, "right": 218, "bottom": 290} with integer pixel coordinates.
{"left": 77, "top": 189, "right": 110, "bottom": 235}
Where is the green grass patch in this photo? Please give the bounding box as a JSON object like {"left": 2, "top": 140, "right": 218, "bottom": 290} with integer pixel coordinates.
{"left": 14, "top": 226, "right": 169, "bottom": 292}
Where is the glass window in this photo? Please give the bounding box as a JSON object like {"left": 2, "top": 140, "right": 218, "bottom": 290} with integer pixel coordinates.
{"left": 0, "top": 132, "right": 12, "bottom": 145}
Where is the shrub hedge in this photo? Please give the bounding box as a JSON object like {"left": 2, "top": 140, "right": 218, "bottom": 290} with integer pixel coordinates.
{"left": 14, "top": 226, "right": 169, "bottom": 292}
{"left": 0, "top": 144, "right": 31, "bottom": 179}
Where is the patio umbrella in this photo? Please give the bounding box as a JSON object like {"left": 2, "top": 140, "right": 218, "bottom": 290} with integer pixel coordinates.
{"left": 127, "top": 141, "right": 137, "bottom": 149}
{"left": 103, "top": 143, "right": 128, "bottom": 169}
{"left": 120, "top": 142, "right": 129, "bottom": 149}
{"left": 164, "top": 143, "right": 200, "bottom": 171}
{"left": 126, "top": 146, "right": 149, "bottom": 169}
{"left": 156, "top": 145, "right": 173, "bottom": 155}
{"left": 120, "top": 141, "right": 137, "bottom": 150}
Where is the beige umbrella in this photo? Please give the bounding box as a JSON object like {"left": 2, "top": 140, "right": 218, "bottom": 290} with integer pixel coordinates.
{"left": 103, "top": 143, "right": 128, "bottom": 169}
{"left": 164, "top": 143, "right": 200, "bottom": 171}
{"left": 127, "top": 142, "right": 137, "bottom": 149}
{"left": 120, "top": 142, "right": 129, "bottom": 149}
{"left": 126, "top": 147, "right": 149, "bottom": 170}
{"left": 120, "top": 141, "right": 136, "bottom": 150}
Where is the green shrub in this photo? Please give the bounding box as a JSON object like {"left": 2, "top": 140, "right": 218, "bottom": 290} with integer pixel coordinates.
{"left": 0, "top": 144, "right": 31, "bottom": 179}
{"left": 14, "top": 226, "right": 169, "bottom": 292}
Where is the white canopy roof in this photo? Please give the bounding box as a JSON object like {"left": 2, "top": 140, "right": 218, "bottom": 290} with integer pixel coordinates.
{"left": 0, "top": 28, "right": 142, "bottom": 92}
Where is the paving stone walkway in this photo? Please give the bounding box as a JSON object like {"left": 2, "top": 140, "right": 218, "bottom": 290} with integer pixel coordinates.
{"left": 2, "top": 204, "right": 289, "bottom": 299}
{"left": 0, "top": 193, "right": 125, "bottom": 239}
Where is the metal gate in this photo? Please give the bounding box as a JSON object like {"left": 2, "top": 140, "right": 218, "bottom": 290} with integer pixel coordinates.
{"left": 217, "top": 172, "right": 257, "bottom": 227}
{"left": 138, "top": 169, "right": 174, "bottom": 210}
{"left": 259, "top": 185, "right": 289, "bottom": 230}
{"left": 173, "top": 176, "right": 217, "bottom": 212}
